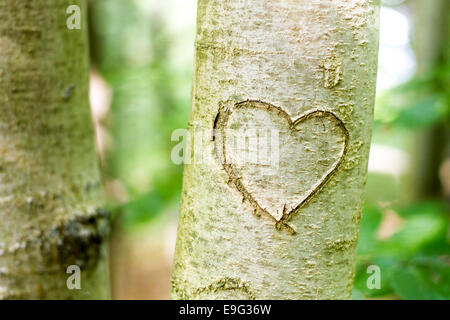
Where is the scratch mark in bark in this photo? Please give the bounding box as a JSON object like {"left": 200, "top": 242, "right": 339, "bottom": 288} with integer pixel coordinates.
{"left": 194, "top": 277, "right": 255, "bottom": 300}
{"left": 320, "top": 56, "right": 343, "bottom": 89}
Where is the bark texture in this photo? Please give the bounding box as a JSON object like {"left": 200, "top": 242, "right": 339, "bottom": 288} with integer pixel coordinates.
{"left": 409, "top": 0, "right": 450, "bottom": 199}
{"left": 172, "top": 0, "right": 379, "bottom": 299}
{"left": 0, "top": 0, "right": 109, "bottom": 299}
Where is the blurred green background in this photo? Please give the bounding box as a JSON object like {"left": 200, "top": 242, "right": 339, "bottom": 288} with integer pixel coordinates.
{"left": 87, "top": 0, "right": 449, "bottom": 299}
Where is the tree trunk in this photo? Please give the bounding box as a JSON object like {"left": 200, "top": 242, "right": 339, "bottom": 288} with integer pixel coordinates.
{"left": 171, "top": 0, "right": 380, "bottom": 299}
{"left": 409, "top": 0, "right": 450, "bottom": 199}
{"left": 0, "top": 0, "right": 109, "bottom": 299}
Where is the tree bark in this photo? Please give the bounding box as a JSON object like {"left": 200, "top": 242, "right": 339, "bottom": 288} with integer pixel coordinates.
{"left": 0, "top": 0, "right": 109, "bottom": 299}
{"left": 171, "top": 0, "right": 380, "bottom": 299}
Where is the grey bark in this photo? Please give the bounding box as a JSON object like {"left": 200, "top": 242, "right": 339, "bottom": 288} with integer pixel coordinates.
{"left": 171, "top": 0, "right": 380, "bottom": 299}
{"left": 0, "top": 0, "right": 109, "bottom": 299}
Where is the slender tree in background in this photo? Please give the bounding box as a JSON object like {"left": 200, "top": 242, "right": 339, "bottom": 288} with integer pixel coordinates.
{"left": 172, "top": 0, "right": 380, "bottom": 299}
{"left": 0, "top": 0, "right": 109, "bottom": 299}
{"left": 409, "top": 0, "right": 450, "bottom": 200}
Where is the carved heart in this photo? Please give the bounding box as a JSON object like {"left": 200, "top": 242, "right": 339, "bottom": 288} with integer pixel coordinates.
{"left": 214, "top": 100, "right": 348, "bottom": 230}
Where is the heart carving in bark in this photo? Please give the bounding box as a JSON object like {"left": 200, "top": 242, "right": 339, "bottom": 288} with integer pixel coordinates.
{"left": 213, "top": 100, "right": 349, "bottom": 233}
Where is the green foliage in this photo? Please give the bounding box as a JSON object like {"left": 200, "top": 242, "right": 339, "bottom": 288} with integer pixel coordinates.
{"left": 359, "top": 43, "right": 450, "bottom": 299}
{"left": 390, "top": 258, "right": 450, "bottom": 300}
{"left": 89, "top": 0, "right": 193, "bottom": 228}
{"left": 375, "top": 66, "right": 450, "bottom": 130}
{"left": 354, "top": 201, "right": 450, "bottom": 299}
{"left": 89, "top": 0, "right": 450, "bottom": 300}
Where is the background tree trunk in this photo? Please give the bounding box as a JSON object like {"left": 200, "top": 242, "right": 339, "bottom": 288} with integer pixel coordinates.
{"left": 0, "top": 0, "right": 109, "bottom": 299}
{"left": 171, "top": 0, "right": 380, "bottom": 299}
{"left": 408, "top": 0, "right": 450, "bottom": 199}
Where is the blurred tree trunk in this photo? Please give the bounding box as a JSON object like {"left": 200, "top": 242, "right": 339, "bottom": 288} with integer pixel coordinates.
{"left": 171, "top": 0, "right": 379, "bottom": 299}
{"left": 0, "top": 0, "right": 110, "bottom": 299}
{"left": 409, "top": 0, "right": 450, "bottom": 199}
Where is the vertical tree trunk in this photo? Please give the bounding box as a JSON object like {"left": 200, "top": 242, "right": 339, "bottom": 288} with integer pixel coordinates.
{"left": 0, "top": 0, "right": 109, "bottom": 299}
{"left": 171, "top": 0, "right": 379, "bottom": 299}
{"left": 409, "top": 0, "right": 450, "bottom": 199}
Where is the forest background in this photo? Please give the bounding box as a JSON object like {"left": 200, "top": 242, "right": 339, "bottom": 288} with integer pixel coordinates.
{"left": 87, "top": 0, "right": 450, "bottom": 299}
